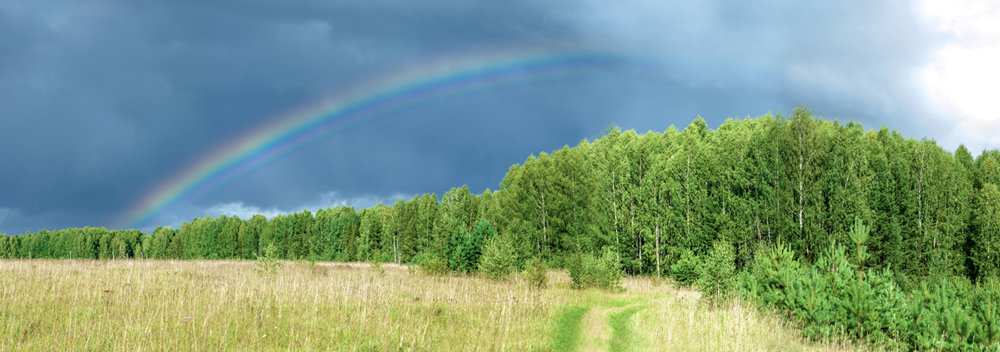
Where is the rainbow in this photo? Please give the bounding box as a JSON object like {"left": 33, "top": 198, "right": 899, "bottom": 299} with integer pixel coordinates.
{"left": 116, "top": 47, "right": 630, "bottom": 229}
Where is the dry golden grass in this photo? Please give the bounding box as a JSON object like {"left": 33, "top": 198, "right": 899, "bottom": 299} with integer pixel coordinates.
{"left": 0, "top": 260, "right": 574, "bottom": 351}
{"left": 0, "top": 260, "right": 866, "bottom": 351}
{"left": 624, "top": 277, "right": 867, "bottom": 352}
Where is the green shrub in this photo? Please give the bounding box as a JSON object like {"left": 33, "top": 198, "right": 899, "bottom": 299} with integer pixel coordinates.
{"left": 524, "top": 257, "right": 548, "bottom": 289}
{"left": 596, "top": 249, "right": 624, "bottom": 290}
{"left": 669, "top": 249, "right": 701, "bottom": 286}
{"left": 446, "top": 220, "right": 496, "bottom": 274}
{"left": 255, "top": 243, "right": 283, "bottom": 278}
{"left": 461, "top": 220, "right": 491, "bottom": 272}
{"left": 565, "top": 252, "right": 585, "bottom": 288}
{"left": 478, "top": 235, "right": 516, "bottom": 280}
{"left": 744, "top": 241, "right": 798, "bottom": 307}
{"left": 566, "top": 248, "right": 623, "bottom": 291}
{"left": 420, "top": 257, "right": 450, "bottom": 277}
{"left": 737, "top": 219, "right": 1000, "bottom": 350}
{"left": 698, "top": 240, "right": 735, "bottom": 301}
{"left": 901, "top": 279, "right": 971, "bottom": 350}
{"left": 973, "top": 277, "right": 1000, "bottom": 348}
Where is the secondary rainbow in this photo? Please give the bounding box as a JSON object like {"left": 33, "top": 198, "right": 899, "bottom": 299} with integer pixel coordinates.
{"left": 117, "top": 47, "right": 628, "bottom": 229}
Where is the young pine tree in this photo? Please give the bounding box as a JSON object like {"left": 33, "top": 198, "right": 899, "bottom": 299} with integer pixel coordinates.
{"left": 478, "top": 234, "right": 516, "bottom": 280}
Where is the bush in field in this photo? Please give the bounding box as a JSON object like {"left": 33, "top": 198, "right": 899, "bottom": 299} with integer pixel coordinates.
{"left": 420, "top": 257, "right": 450, "bottom": 277}
{"left": 255, "top": 243, "right": 283, "bottom": 278}
{"left": 462, "top": 220, "right": 492, "bottom": 271}
{"left": 447, "top": 220, "right": 495, "bottom": 274}
{"left": 596, "top": 249, "right": 624, "bottom": 290}
{"left": 567, "top": 248, "right": 623, "bottom": 290}
{"left": 478, "top": 234, "right": 516, "bottom": 280}
{"left": 699, "top": 240, "right": 735, "bottom": 300}
{"left": 524, "top": 257, "right": 548, "bottom": 289}
{"left": 669, "top": 249, "right": 701, "bottom": 286}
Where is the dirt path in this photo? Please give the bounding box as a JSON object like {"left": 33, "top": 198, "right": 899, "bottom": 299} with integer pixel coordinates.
{"left": 579, "top": 305, "right": 613, "bottom": 352}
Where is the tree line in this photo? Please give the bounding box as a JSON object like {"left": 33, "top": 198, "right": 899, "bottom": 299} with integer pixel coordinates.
{"left": 5, "top": 108, "right": 1000, "bottom": 348}
{"left": 2, "top": 108, "right": 998, "bottom": 285}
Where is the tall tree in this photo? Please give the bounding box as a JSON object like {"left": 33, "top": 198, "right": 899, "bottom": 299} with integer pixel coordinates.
{"left": 783, "top": 108, "right": 827, "bottom": 258}
{"left": 973, "top": 183, "right": 1000, "bottom": 279}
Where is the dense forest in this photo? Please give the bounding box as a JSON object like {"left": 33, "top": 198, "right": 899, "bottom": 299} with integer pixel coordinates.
{"left": 3, "top": 109, "right": 1000, "bottom": 349}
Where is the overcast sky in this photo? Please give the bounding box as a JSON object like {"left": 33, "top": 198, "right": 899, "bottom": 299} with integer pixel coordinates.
{"left": 1, "top": 0, "right": 998, "bottom": 234}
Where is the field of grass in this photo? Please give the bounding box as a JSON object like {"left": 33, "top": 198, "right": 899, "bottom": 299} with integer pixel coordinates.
{"left": 0, "top": 260, "right": 863, "bottom": 351}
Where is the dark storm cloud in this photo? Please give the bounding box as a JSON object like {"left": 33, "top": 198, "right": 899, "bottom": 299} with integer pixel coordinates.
{"left": 0, "top": 0, "right": 951, "bottom": 233}
{"left": 553, "top": 0, "right": 943, "bottom": 132}
{"left": 0, "top": 0, "right": 574, "bottom": 233}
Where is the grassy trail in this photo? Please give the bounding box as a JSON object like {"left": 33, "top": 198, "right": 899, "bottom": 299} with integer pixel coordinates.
{"left": 552, "top": 298, "right": 647, "bottom": 352}
{"left": 547, "top": 282, "right": 863, "bottom": 352}
{"left": 551, "top": 305, "right": 590, "bottom": 352}
{"left": 608, "top": 304, "right": 643, "bottom": 351}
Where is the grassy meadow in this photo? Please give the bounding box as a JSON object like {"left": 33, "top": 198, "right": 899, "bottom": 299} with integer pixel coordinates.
{"left": 0, "top": 260, "right": 862, "bottom": 351}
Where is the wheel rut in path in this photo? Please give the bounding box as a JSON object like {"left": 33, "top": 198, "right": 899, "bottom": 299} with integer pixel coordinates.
{"left": 607, "top": 305, "right": 643, "bottom": 352}
{"left": 552, "top": 305, "right": 590, "bottom": 352}
{"left": 553, "top": 299, "right": 645, "bottom": 352}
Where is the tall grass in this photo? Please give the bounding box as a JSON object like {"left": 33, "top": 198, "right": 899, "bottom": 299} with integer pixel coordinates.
{"left": 625, "top": 277, "right": 866, "bottom": 352}
{"left": 0, "top": 260, "right": 570, "bottom": 351}
{"left": 0, "top": 260, "right": 865, "bottom": 351}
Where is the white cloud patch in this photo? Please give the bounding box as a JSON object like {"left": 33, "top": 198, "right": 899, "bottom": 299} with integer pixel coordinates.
{"left": 205, "top": 202, "right": 285, "bottom": 220}
{"left": 920, "top": 0, "right": 1000, "bottom": 152}
{"left": 203, "top": 191, "right": 413, "bottom": 220}
{"left": 553, "top": 0, "right": 949, "bottom": 147}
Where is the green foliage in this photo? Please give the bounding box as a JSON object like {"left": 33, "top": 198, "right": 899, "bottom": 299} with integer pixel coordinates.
{"left": 10, "top": 113, "right": 998, "bottom": 283}
{"left": 742, "top": 219, "right": 1000, "bottom": 350}
{"left": 668, "top": 249, "right": 701, "bottom": 286}
{"left": 973, "top": 277, "right": 1000, "bottom": 347}
{"left": 255, "top": 243, "right": 283, "bottom": 278}
{"left": 566, "top": 248, "right": 623, "bottom": 290}
{"left": 744, "top": 241, "right": 799, "bottom": 309}
{"left": 446, "top": 220, "right": 494, "bottom": 274}
{"left": 698, "top": 240, "right": 735, "bottom": 300}
{"left": 447, "top": 227, "right": 468, "bottom": 272}
{"left": 419, "top": 257, "right": 450, "bottom": 277}
{"left": 973, "top": 183, "right": 1000, "bottom": 279}
{"left": 478, "top": 234, "right": 516, "bottom": 280}
{"left": 524, "top": 257, "right": 548, "bottom": 289}
{"left": 464, "top": 220, "right": 493, "bottom": 269}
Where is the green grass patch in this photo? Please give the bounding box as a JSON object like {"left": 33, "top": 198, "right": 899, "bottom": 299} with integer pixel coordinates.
{"left": 608, "top": 305, "right": 643, "bottom": 352}
{"left": 606, "top": 298, "right": 634, "bottom": 308}
{"left": 551, "top": 305, "right": 589, "bottom": 352}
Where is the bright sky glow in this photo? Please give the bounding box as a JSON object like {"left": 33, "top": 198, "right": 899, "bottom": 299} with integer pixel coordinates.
{"left": 921, "top": 0, "right": 1000, "bottom": 126}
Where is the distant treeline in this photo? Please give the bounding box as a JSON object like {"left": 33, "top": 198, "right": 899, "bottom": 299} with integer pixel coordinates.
{"left": 2, "top": 108, "right": 999, "bottom": 283}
